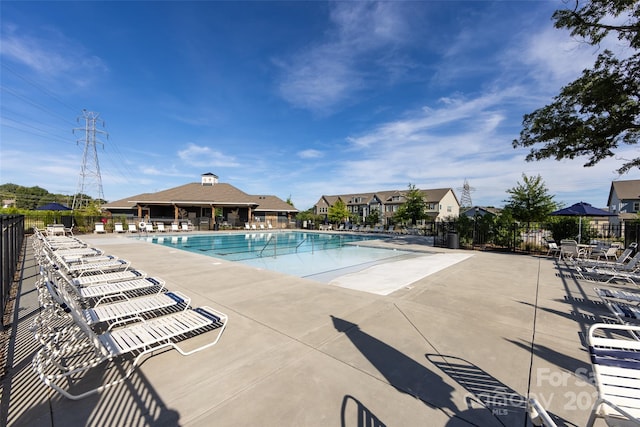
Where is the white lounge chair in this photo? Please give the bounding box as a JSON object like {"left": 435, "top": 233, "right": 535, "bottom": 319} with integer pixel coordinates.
{"left": 145, "top": 223, "right": 154, "bottom": 233}
{"left": 528, "top": 398, "right": 558, "bottom": 426}
{"left": 94, "top": 223, "right": 106, "bottom": 234}
{"left": 46, "top": 252, "right": 131, "bottom": 278}
{"left": 114, "top": 223, "right": 125, "bottom": 233}
{"left": 156, "top": 222, "right": 166, "bottom": 232}
{"left": 32, "top": 283, "right": 227, "bottom": 400}
{"left": 576, "top": 243, "right": 637, "bottom": 268}
{"left": 83, "top": 290, "right": 190, "bottom": 326}
{"left": 576, "top": 252, "right": 640, "bottom": 283}
{"left": 171, "top": 223, "right": 180, "bottom": 232}
{"left": 181, "top": 222, "right": 191, "bottom": 232}
{"left": 70, "top": 269, "right": 148, "bottom": 287}
{"left": 586, "top": 323, "right": 640, "bottom": 427}
{"left": 127, "top": 223, "right": 137, "bottom": 233}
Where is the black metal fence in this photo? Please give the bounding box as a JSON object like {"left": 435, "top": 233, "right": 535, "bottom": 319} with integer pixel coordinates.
{"left": 1, "top": 215, "right": 24, "bottom": 326}
{"left": 431, "top": 218, "right": 635, "bottom": 253}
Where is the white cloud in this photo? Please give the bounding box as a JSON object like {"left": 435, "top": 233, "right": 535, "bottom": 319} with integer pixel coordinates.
{"left": 177, "top": 143, "right": 240, "bottom": 167}
{"left": 276, "top": 2, "right": 411, "bottom": 114}
{"left": 0, "top": 23, "right": 108, "bottom": 81}
{"left": 298, "top": 149, "right": 324, "bottom": 159}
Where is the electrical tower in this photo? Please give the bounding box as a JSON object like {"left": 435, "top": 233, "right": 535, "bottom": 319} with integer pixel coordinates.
{"left": 459, "top": 178, "right": 475, "bottom": 208}
{"left": 72, "top": 110, "right": 107, "bottom": 210}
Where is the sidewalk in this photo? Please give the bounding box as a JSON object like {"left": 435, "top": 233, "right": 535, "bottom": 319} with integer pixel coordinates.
{"left": 2, "top": 233, "right": 608, "bottom": 426}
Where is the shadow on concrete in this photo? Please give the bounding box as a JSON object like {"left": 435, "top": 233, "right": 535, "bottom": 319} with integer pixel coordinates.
{"left": 331, "top": 315, "right": 513, "bottom": 426}
{"left": 341, "top": 394, "right": 387, "bottom": 427}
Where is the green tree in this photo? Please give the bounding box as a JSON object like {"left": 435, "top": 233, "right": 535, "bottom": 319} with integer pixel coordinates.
{"left": 395, "top": 184, "right": 427, "bottom": 225}
{"left": 513, "top": 1, "right": 640, "bottom": 173}
{"left": 364, "top": 208, "right": 380, "bottom": 226}
{"left": 15, "top": 185, "right": 49, "bottom": 209}
{"left": 504, "top": 174, "right": 557, "bottom": 226}
{"left": 328, "top": 199, "right": 349, "bottom": 224}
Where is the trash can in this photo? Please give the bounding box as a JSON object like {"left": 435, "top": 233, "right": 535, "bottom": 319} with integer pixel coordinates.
{"left": 447, "top": 232, "right": 459, "bottom": 249}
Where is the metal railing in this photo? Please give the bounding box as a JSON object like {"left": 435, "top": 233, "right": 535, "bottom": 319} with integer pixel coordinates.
{"left": 1, "top": 215, "right": 24, "bottom": 326}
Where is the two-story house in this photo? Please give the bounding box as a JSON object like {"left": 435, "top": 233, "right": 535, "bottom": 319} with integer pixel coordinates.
{"left": 607, "top": 179, "right": 640, "bottom": 226}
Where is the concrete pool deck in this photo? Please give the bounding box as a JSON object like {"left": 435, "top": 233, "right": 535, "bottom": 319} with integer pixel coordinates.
{"left": 2, "top": 231, "right": 619, "bottom": 426}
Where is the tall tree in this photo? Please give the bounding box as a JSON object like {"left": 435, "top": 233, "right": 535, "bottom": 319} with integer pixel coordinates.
{"left": 394, "top": 184, "right": 428, "bottom": 225}
{"left": 504, "top": 174, "right": 557, "bottom": 225}
{"left": 328, "top": 199, "right": 349, "bottom": 224}
{"left": 513, "top": 0, "right": 640, "bottom": 173}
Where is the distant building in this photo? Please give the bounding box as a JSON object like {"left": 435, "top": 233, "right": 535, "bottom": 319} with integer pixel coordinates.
{"left": 102, "top": 173, "right": 298, "bottom": 229}
{"left": 460, "top": 206, "right": 501, "bottom": 218}
{"left": 313, "top": 188, "right": 460, "bottom": 224}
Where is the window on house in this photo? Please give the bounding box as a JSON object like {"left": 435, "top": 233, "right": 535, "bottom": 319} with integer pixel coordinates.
{"left": 634, "top": 202, "right": 640, "bottom": 212}
{"left": 447, "top": 206, "right": 452, "bottom": 212}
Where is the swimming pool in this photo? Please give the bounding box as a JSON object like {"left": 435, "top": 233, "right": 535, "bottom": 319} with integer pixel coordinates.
{"left": 147, "top": 231, "right": 419, "bottom": 282}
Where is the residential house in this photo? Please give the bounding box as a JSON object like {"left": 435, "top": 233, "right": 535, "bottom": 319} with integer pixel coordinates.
{"left": 460, "top": 206, "right": 501, "bottom": 218}
{"left": 607, "top": 179, "right": 640, "bottom": 227}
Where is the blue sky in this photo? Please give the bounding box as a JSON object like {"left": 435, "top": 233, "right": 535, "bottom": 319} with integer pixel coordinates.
{"left": 2, "top": 1, "right": 639, "bottom": 211}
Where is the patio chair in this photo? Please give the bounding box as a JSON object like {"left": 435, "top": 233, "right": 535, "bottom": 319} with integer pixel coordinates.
{"left": 181, "top": 222, "right": 191, "bottom": 232}
{"left": 544, "top": 240, "right": 561, "bottom": 258}
{"left": 595, "top": 288, "right": 640, "bottom": 305}
{"left": 586, "top": 323, "right": 640, "bottom": 427}
{"left": 156, "top": 222, "right": 166, "bottom": 232}
{"left": 577, "top": 243, "right": 637, "bottom": 269}
{"left": 94, "top": 223, "right": 106, "bottom": 234}
{"left": 114, "top": 223, "right": 125, "bottom": 233}
{"left": 70, "top": 268, "right": 148, "bottom": 287}
{"left": 32, "top": 282, "right": 227, "bottom": 400}
{"left": 51, "top": 247, "right": 104, "bottom": 261}
{"left": 39, "top": 264, "right": 159, "bottom": 302}
{"left": 39, "top": 270, "right": 186, "bottom": 327}
{"left": 127, "top": 223, "right": 137, "bottom": 233}
{"left": 48, "top": 253, "right": 131, "bottom": 278}
{"left": 83, "top": 290, "right": 191, "bottom": 326}
{"left": 560, "top": 239, "right": 586, "bottom": 260}
{"left": 145, "top": 223, "right": 155, "bottom": 233}
{"left": 171, "top": 223, "right": 180, "bottom": 232}
{"left": 594, "top": 287, "right": 640, "bottom": 326}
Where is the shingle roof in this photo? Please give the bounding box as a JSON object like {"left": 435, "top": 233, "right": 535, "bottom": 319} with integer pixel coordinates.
{"left": 102, "top": 182, "right": 297, "bottom": 212}
{"left": 608, "top": 179, "right": 640, "bottom": 204}
{"left": 317, "top": 188, "right": 458, "bottom": 206}
{"left": 252, "top": 195, "right": 297, "bottom": 212}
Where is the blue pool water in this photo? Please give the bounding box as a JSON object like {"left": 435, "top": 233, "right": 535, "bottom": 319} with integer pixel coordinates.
{"left": 147, "top": 231, "right": 417, "bottom": 281}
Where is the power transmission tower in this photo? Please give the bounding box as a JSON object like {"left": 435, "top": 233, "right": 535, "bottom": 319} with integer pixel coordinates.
{"left": 72, "top": 110, "right": 107, "bottom": 210}
{"left": 459, "top": 178, "right": 475, "bottom": 208}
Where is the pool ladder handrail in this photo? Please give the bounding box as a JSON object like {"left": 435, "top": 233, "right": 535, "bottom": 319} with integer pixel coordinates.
{"left": 258, "top": 234, "right": 276, "bottom": 257}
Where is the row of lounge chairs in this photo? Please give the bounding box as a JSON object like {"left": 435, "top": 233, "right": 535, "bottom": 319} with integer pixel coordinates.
{"left": 550, "top": 241, "right": 640, "bottom": 426}
{"left": 30, "top": 227, "right": 227, "bottom": 400}
{"left": 95, "top": 221, "right": 193, "bottom": 233}
{"left": 335, "top": 224, "right": 406, "bottom": 234}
